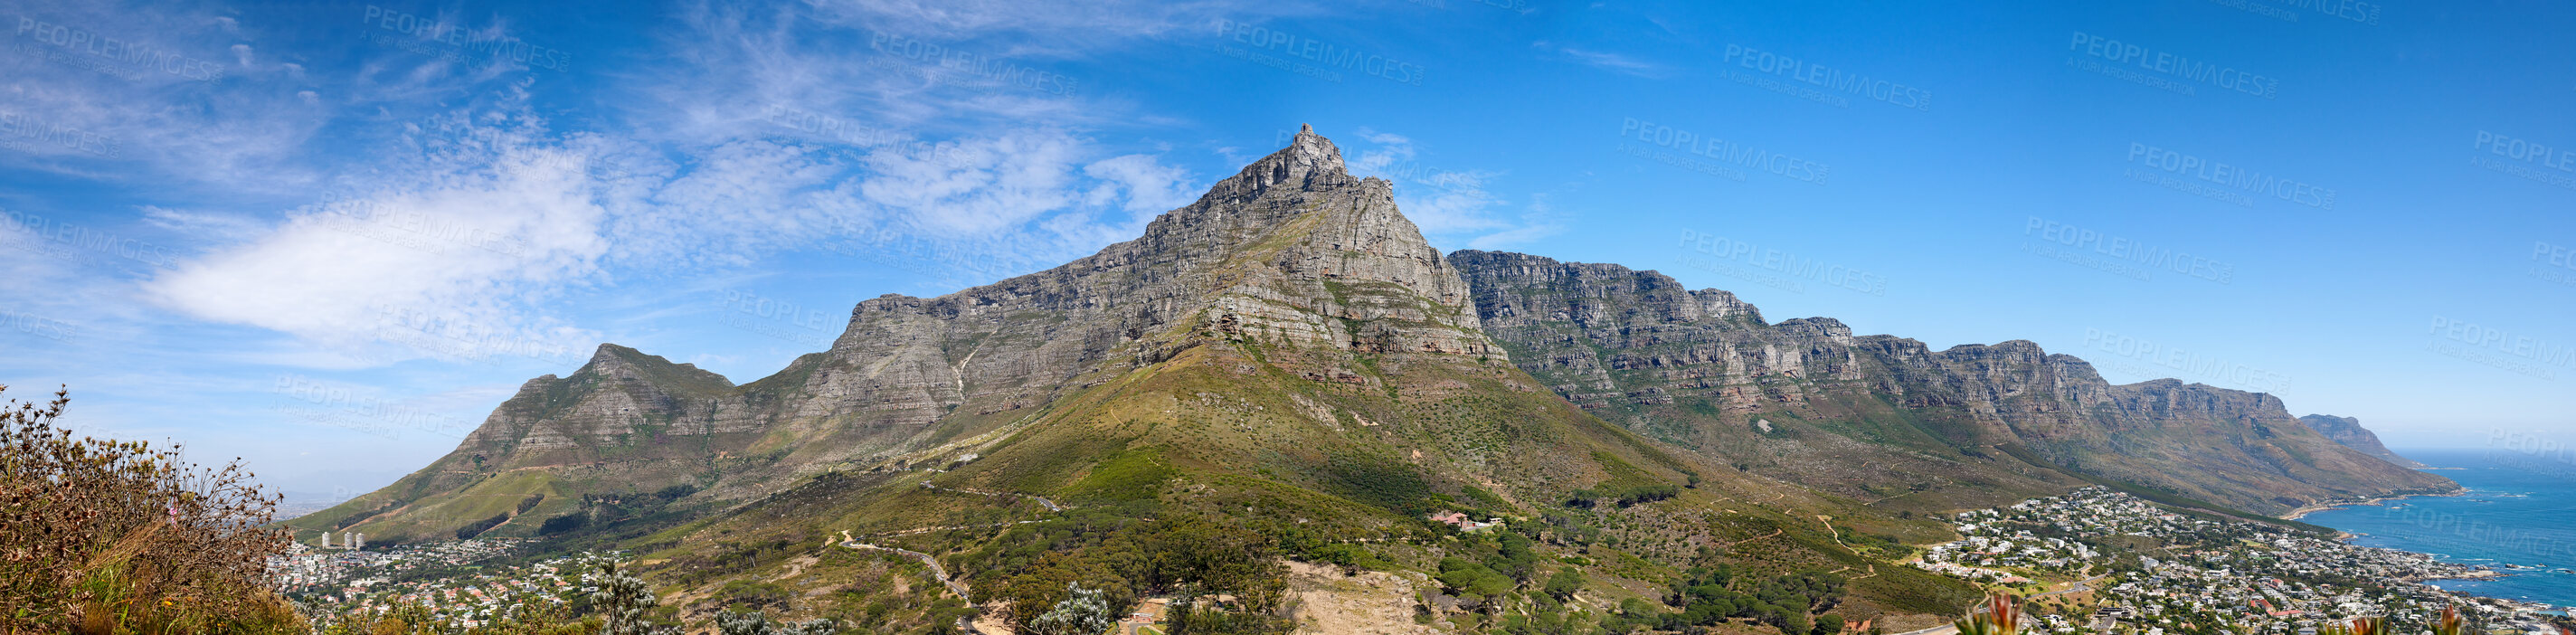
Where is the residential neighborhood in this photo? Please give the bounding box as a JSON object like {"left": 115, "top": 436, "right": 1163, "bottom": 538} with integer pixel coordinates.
{"left": 1916, "top": 488, "right": 2562, "bottom": 635}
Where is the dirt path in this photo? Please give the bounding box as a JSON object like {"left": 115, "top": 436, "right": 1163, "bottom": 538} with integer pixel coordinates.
{"left": 1817, "top": 515, "right": 1852, "bottom": 550}
{"left": 919, "top": 482, "right": 1065, "bottom": 512}
{"left": 840, "top": 539, "right": 987, "bottom": 632}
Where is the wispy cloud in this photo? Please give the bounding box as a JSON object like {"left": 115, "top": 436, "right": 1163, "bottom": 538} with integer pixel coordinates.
{"left": 1339, "top": 128, "right": 1560, "bottom": 251}
{"left": 1534, "top": 41, "right": 1665, "bottom": 78}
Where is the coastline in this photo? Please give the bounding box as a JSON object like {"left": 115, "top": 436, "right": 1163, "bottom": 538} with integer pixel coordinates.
{"left": 2281, "top": 486, "right": 2471, "bottom": 520}
{"left": 2281, "top": 494, "right": 2403, "bottom": 520}
{"left": 2295, "top": 485, "right": 2565, "bottom": 612}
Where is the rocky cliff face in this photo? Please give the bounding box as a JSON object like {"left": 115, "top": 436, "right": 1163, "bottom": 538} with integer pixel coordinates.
{"left": 305, "top": 128, "right": 2451, "bottom": 544}
{"left": 1449, "top": 250, "right": 2458, "bottom": 515}
{"left": 2300, "top": 414, "right": 2429, "bottom": 469}
{"left": 737, "top": 124, "right": 1497, "bottom": 477}
{"left": 302, "top": 126, "right": 1511, "bottom": 541}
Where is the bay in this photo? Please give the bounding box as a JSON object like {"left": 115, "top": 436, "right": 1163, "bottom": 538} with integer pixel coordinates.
{"left": 2299, "top": 448, "right": 2576, "bottom": 609}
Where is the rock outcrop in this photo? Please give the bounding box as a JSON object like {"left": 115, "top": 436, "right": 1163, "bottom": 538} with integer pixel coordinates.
{"left": 2300, "top": 414, "right": 2429, "bottom": 469}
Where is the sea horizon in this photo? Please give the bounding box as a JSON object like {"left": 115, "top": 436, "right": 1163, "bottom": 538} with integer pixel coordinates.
{"left": 2300, "top": 448, "right": 2576, "bottom": 611}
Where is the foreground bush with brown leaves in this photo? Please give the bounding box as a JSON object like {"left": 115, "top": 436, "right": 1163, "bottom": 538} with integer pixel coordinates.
{"left": 0, "top": 384, "right": 302, "bottom": 634}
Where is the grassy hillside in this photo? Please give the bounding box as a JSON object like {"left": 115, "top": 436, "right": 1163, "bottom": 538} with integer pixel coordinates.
{"left": 606, "top": 336, "right": 1984, "bottom": 632}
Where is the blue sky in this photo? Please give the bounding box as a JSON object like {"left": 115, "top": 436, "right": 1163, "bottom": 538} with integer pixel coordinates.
{"left": 3, "top": 0, "right": 2571, "bottom": 501}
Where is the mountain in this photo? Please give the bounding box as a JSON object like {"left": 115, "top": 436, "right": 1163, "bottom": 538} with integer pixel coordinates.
{"left": 2299, "top": 414, "right": 2429, "bottom": 469}
{"left": 298, "top": 127, "right": 1986, "bottom": 630}
{"left": 1445, "top": 250, "right": 2458, "bottom": 517}
{"left": 292, "top": 127, "right": 2444, "bottom": 630}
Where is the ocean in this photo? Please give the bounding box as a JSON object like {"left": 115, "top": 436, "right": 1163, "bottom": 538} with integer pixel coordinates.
{"left": 2298, "top": 449, "right": 2576, "bottom": 609}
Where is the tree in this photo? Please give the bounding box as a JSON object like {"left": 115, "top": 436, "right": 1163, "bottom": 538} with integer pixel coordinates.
{"left": 1439, "top": 557, "right": 1518, "bottom": 607}
{"left": 1028, "top": 583, "right": 1120, "bottom": 635}
{"left": 717, "top": 609, "right": 838, "bottom": 635}
{"left": 1814, "top": 614, "right": 1846, "bottom": 635}
{"left": 1545, "top": 568, "right": 1587, "bottom": 602}
{"left": 593, "top": 563, "right": 675, "bottom": 635}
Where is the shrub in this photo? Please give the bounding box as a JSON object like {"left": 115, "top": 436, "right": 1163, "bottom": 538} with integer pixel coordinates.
{"left": 0, "top": 385, "right": 301, "bottom": 633}
{"left": 539, "top": 511, "right": 591, "bottom": 535}
{"left": 457, "top": 512, "right": 510, "bottom": 539}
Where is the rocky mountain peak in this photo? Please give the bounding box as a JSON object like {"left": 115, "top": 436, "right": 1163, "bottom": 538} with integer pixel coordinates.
{"left": 1200, "top": 123, "right": 1356, "bottom": 204}
{"left": 570, "top": 343, "right": 734, "bottom": 398}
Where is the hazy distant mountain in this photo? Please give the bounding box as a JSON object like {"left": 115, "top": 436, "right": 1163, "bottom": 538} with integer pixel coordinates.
{"left": 2299, "top": 414, "right": 2430, "bottom": 469}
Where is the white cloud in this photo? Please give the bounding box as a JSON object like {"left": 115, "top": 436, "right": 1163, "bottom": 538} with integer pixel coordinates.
{"left": 1465, "top": 194, "right": 1567, "bottom": 251}
{"left": 0, "top": 2, "right": 333, "bottom": 192}
{"left": 1334, "top": 128, "right": 1571, "bottom": 252}
{"left": 1535, "top": 41, "right": 1665, "bottom": 78}
{"left": 145, "top": 118, "right": 610, "bottom": 364}
{"left": 139, "top": 205, "right": 267, "bottom": 242}
{"left": 1083, "top": 154, "right": 1196, "bottom": 215}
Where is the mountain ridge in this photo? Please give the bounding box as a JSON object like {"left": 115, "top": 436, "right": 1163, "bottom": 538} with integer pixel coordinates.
{"left": 1445, "top": 249, "right": 2457, "bottom": 516}
{"left": 289, "top": 127, "right": 2449, "bottom": 631}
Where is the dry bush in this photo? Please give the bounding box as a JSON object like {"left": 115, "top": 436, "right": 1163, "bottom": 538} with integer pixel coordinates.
{"left": 0, "top": 384, "right": 301, "bottom": 634}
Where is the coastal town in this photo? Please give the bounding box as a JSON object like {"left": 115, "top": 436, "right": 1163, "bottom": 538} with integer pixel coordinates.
{"left": 268, "top": 537, "right": 618, "bottom": 627}
{"left": 1915, "top": 488, "right": 2562, "bottom": 635}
